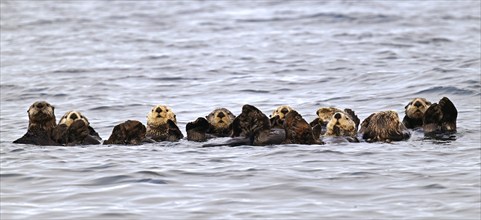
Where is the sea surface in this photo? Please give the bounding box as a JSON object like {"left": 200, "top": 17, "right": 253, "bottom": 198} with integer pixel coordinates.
{"left": 1, "top": 1, "right": 480, "bottom": 219}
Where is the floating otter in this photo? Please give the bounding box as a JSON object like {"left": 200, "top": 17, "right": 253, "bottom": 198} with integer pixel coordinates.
{"left": 186, "top": 117, "right": 211, "bottom": 142}
{"left": 103, "top": 120, "right": 147, "bottom": 145}
{"left": 206, "top": 108, "right": 236, "bottom": 137}
{"left": 269, "top": 105, "right": 293, "bottom": 129}
{"left": 146, "top": 104, "right": 183, "bottom": 142}
{"left": 283, "top": 110, "right": 322, "bottom": 145}
{"left": 402, "top": 98, "right": 432, "bottom": 129}
{"left": 13, "top": 101, "right": 58, "bottom": 145}
{"left": 359, "top": 110, "right": 411, "bottom": 142}
{"left": 423, "top": 97, "right": 457, "bottom": 138}
{"left": 52, "top": 111, "right": 101, "bottom": 145}
{"left": 324, "top": 109, "right": 360, "bottom": 143}
{"left": 186, "top": 108, "right": 236, "bottom": 142}
{"left": 310, "top": 107, "right": 347, "bottom": 139}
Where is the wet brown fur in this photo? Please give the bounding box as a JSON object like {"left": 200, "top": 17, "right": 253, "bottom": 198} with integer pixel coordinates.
{"left": 360, "top": 110, "right": 410, "bottom": 142}
{"left": 103, "top": 120, "right": 147, "bottom": 145}
{"left": 13, "top": 101, "right": 58, "bottom": 145}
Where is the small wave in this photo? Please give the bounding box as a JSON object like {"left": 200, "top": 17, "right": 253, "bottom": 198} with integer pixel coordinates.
{"left": 238, "top": 89, "right": 270, "bottom": 94}
{"left": 422, "top": 183, "right": 446, "bottom": 189}
{"left": 415, "top": 86, "right": 475, "bottom": 95}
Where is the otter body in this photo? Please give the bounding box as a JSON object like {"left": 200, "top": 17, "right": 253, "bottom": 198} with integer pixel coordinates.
{"left": 53, "top": 110, "right": 101, "bottom": 145}
{"left": 360, "top": 110, "right": 411, "bottom": 142}
{"left": 104, "top": 120, "right": 148, "bottom": 145}
{"left": 402, "top": 98, "right": 432, "bottom": 129}
{"left": 146, "top": 104, "right": 183, "bottom": 142}
{"left": 187, "top": 108, "right": 236, "bottom": 142}
{"left": 422, "top": 97, "right": 457, "bottom": 139}
{"left": 323, "top": 109, "right": 360, "bottom": 143}
{"left": 13, "top": 101, "right": 59, "bottom": 145}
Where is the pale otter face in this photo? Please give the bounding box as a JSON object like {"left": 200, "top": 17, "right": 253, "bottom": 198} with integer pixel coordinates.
{"left": 325, "top": 112, "right": 357, "bottom": 137}
{"left": 206, "top": 108, "right": 235, "bottom": 129}
{"left": 147, "top": 104, "right": 177, "bottom": 127}
{"left": 315, "top": 107, "right": 343, "bottom": 125}
{"left": 59, "top": 111, "right": 89, "bottom": 127}
{"left": 27, "top": 101, "right": 56, "bottom": 126}
{"left": 405, "top": 98, "right": 431, "bottom": 119}
{"left": 271, "top": 105, "right": 293, "bottom": 120}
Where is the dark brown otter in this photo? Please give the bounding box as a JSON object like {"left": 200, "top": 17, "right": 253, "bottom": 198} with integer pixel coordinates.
{"left": 52, "top": 110, "right": 101, "bottom": 145}
{"left": 359, "top": 110, "right": 411, "bottom": 142}
{"left": 186, "top": 117, "right": 211, "bottom": 142}
{"left": 282, "top": 110, "right": 322, "bottom": 145}
{"left": 423, "top": 97, "right": 457, "bottom": 138}
{"left": 103, "top": 120, "right": 147, "bottom": 145}
{"left": 402, "top": 98, "right": 432, "bottom": 129}
{"left": 146, "top": 104, "right": 183, "bottom": 142}
{"left": 13, "top": 101, "right": 59, "bottom": 145}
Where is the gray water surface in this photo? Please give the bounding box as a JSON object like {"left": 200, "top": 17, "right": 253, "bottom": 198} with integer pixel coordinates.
{"left": 1, "top": 1, "right": 480, "bottom": 219}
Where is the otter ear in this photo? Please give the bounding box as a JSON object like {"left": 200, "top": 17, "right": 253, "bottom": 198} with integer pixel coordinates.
{"left": 404, "top": 102, "right": 411, "bottom": 109}
{"left": 426, "top": 101, "right": 432, "bottom": 106}
{"left": 316, "top": 109, "right": 320, "bottom": 116}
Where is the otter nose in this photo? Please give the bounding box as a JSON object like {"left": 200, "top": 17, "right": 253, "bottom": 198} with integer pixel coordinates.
{"left": 69, "top": 113, "right": 78, "bottom": 120}
{"left": 36, "top": 103, "right": 44, "bottom": 108}
{"left": 155, "top": 107, "right": 163, "bottom": 113}
{"left": 281, "top": 108, "right": 289, "bottom": 115}
{"left": 414, "top": 101, "right": 422, "bottom": 107}
{"left": 334, "top": 113, "right": 341, "bottom": 120}
{"left": 217, "top": 112, "right": 225, "bottom": 118}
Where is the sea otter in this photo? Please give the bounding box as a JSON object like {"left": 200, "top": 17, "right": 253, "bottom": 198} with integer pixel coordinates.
{"left": 359, "top": 110, "right": 411, "bottom": 142}
{"left": 402, "top": 98, "right": 432, "bottom": 129}
{"left": 13, "top": 101, "right": 59, "bottom": 145}
{"left": 186, "top": 108, "right": 236, "bottom": 142}
{"left": 323, "top": 109, "right": 360, "bottom": 143}
{"left": 282, "top": 110, "right": 322, "bottom": 145}
{"left": 422, "top": 97, "right": 457, "bottom": 138}
{"left": 52, "top": 111, "right": 101, "bottom": 145}
{"left": 103, "top": 120, "right": 147, "bottom": 145}
{"left": 146, "top": 104, "right": 183, "bottom": 142}
{"left": 269, "top": 105, "right": 293, "bottom": 129}
{"left": 310, "top": 107, "right": 346, "bottom": 139}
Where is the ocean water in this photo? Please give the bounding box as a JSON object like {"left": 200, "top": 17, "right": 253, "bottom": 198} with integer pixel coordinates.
{"left": 1, "top": 1, "right": 480, "bottom": 219}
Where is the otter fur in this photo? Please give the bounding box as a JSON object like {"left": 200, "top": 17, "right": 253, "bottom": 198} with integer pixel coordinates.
{"left": 283, "top": 110, "right": 322, "bottom": 145}
{"left": 423, "top": 97, "right": 457, "bottom": 138}
{"left": 13, "top": 101, "right": 58, "bottom": 145}
{"left": 324, "top": 109, "right": 360, "bottom": 143}
{"left": 146, "top": 104, "right": 183, "bottom": 142}
{"left": 52, "top": 110, "right": 101, "bottom": 145}
{"left": 103, "top": 120, "right": 147, "bottom": 145}
{"left": 310, "top": 107, "right": 344, "bottom": 138}
{"left": 402, "top": 98, "right": 432, "bottom": 129}
{"left": 360, "top": 110, "right": 411, "bottom": 142}
{"left": 269, "top": 105, "right": 293, "bottom": 129}
{"left": 187, "top": 108, "right": 236, "bottom": 142}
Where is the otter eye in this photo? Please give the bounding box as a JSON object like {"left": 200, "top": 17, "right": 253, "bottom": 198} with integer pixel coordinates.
{"left": 166, "top": 109, "right": 169, "bottom": 112}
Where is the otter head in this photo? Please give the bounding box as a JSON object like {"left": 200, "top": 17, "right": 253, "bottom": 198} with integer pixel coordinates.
{"left": 270, "top": 105, "right": 293, "bottom": 120}
{"left": 147, "top": 104, "right": 177, "bottom": 127}
{"left": 206, "top": 108, "right": 235, "bottom": 129}
{"left": 315, "top": 107, "right": 344, "bottom": 126}
{"left": 59, "top": 110, "right": 90, "bottom": 127}
{"left": 27, "top": 101, "right": 56, "bottom": 130}
{"left": 405, "top": 98, "right": 431, "bottom": 119}
{"left": 360, "top": 110, "right": 410, "bottom": 142}
{"left": 325, "top": 111, "right": 357, "bottom": 137}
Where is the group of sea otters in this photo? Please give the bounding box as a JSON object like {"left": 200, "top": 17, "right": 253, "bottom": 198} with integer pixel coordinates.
{"left": 13, "top": 97, "right": 458, "bottom": 146}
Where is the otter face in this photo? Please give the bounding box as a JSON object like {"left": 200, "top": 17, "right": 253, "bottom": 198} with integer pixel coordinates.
{"left": 360, "top": 110, "right": 410, "bottom": 142}
{"left": 271, "top": 105, "right": 293, "bottom": 120}
{"left": 405, "top": 98, "right": 431, "bottom": 119}
{"left": 206, "top": 108, "right": 235, "bottom": 129}
{"left": 315, "top": 107, "right": 344, "bottom": 126}
{"left": 147, "top": 104, "right": 177, "bottom": 127}
{"left": 27, "top": 101, "right": 56, "bottom": 129}
{"left": 59, "top": 111, "right": 89, "bottom": 127}
{"left": 325, "top": 112, "right": 357, "bottom": 137}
